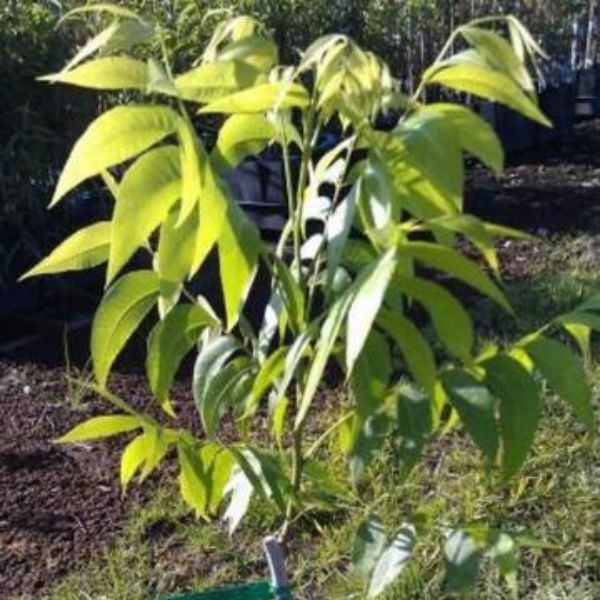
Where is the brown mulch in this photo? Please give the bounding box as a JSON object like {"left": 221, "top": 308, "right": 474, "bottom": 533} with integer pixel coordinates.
{"left": 0, "top": 363, "right": 197, "bottom": 599}
{"left": 1, "top": 119, "right": 599, "bottom": 598}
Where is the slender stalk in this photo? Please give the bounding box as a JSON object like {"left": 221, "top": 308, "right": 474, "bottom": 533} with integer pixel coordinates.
{"left": 279, "top": 116, "right": 299, "bottom": 270}
{"left": 305, "top": 411, "right": 353, "bottom": 459}
{"left": 305, "top": 136, "right": 357, "bottom": 316}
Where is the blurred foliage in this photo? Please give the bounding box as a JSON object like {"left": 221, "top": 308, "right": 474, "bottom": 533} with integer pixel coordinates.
{"left": 0, "top": 0, "right": 101, "bottom": 284}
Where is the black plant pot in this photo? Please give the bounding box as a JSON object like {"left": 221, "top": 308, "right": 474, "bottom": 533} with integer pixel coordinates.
{"left": 536, "top": 82, "right": 575, "bottom": 145}
{"left": 477, "top": 100, "right": 536, "bottom": 155}
{"left": 222, "top": 132, "right": 340, "bottom": 237}
{"left": 495, "top": 104, "right": 537, "bottom": 154}
{"left": 574, "top": 67, "right": 599, "bottom": 118}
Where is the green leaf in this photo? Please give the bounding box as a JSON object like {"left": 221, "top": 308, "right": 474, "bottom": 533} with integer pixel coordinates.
{"left": 177, "top": 118, "right": 206, "bottom": 226}
{"left": 147, "top": 304, "right": 217, "bottom": 416}
{"left": 524, "top": 336, "right": 594, "bottom": 433}
{"left": 488, "top": 532, "right": 519, "bottom": 596}
{"left": 56, "top": 415, "right": 141, "bottom": 443}
{"left": 178, "top": 442, "right": 210, "bottom": 518}
{"left": 218, "top": 202, "right": 260, "bottom": 330}
{"left": 394, "top": 110, "right": 464, "bottom": 209}
{"left": 426, "top": 64, "right": 551, "bottom": 127}
{"left": 156, "top": 206, "right": 197, "bottom": 315}
{"left": 108, "top": 145, "right": 181, "bottom": 283}
{"left": 379, "top": 134, "right": 458, "bottom": 219}
{"left": 395, "top": 275, "right": 473, "bottom": 361}
{"left": 484, "top": 354, "right": 542, "bottom": 479}
{"left": 273, "top": 326, "right": 316, "bottom": 411}
{"left": 51, "top": 105, "right": 180, "bottom": 207}
{"left": 139, "top": 426, "right": 169, "bottom": 481}
{"left": 346, "top": 249, "right": 397, "bottom": 374}
{"left": 421, "top": 103, "right": 504, "bottom": 175}
{"left": 207, "top": 448, "right": 235, "bottom": 515}
{"left": 352, "top": 332, "right": 391, "bottom": 418}
{"left": 58, "top": 16, "right": 151, "bottom": 73}
{"left": 60, "top": 21, "right": 122, "bottom": 72}
{"left": 193, "top": 336, "right": 241, "bottom": 432}
{"left": 443, "top": 370, "right": 498, "bottom": 463}
{"left": 198, "top": 82, "right": 310, "bottom": 114}
{"left": 222, "top": 458, "right": 254, "bottom": 533}
{"left": 326, "top": 180, "right": 360, "bottom": 290}
{"left": 461, "top": 26, "right": 534, "bottom": 92}
{"left": 297, "top": 294, "right": 353, "bottom": 429}
{"left": 40, "top": 57, "right": 149, "bottom": 91}
{"left": 92, "top": 270, "right": 160, "bottom": 387}
{"left": 120, "top": 431, "right": 151, "bottom": 488}
{"left": 377, "top": 309, "right": 437, "bottom": 398}
{"left": 368, "top": 524, "right": 417, "bottom": 598}
{"left": 200, "top": 358, "right": 252, "bottom": 437}
{"left": 21, "top": 221, "right": 110, "bottom": 279}
{"left": 213, "top": 114, "right": 274, "bottom": 169}
{"left": 394, "top": 385, "right": 433, "bottom": 477}
{"left": 247, "top": 447, "right": 291, "bottom": 512}
{"left": 269, "top": 255, "right": 306, "bottom": 333}
{"left": 175, "top": 60, "right": 262, "bottom": 103}
{"left": 245, "top": 346, "right": 289, "bottom": 418}
{"left": 218, "top": 35, "right": 278, "bottom": 72}
{"left": 426, "top": 214, "right": 499, "bottom": 274}
{"left": 401, "top": 242, "right": 511, "bottom": 311}
{"left": 353, "top": 515, "right": 388, "bottom": 579}
{"left": 444, "top": 529, "right": 482, "bottom": 592}
{"left": 191, "top": 160, "right": 229, "bottom": 276}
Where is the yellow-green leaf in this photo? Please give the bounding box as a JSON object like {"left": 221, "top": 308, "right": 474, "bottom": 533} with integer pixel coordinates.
{"left": 92, "top": 270, "right": 160, "bottom": 387}
{"left": 218, "top": 202, "right": 260, "bottom": 329}
{"left": 177, "top": 119, "right": 206, "bottom": 226}
{"left": 484, "top": 354, "right": 542, "bottom": 479}
{"left": 421, "top": 104, "right": 504, "bottom": 175}
{"left": 213, "top": 114, "right": 274, "bottom": 169}
{"left": 198, "top": 82, "right": 310, "bottom": 114}
{"left": 426, "top": 64, "right": 551, "bottom": 127}
{"left": 175, "top": 60, "right": 262, "bottom": 103}
{"left": 120, "top": 431, "right": 151, "bottom": 488}
{"left": 51, "top": 105, "right": 180, "bottom": 207}
{"left": 147, "top": 304, "right": 218, "bottom": 415}
{"left": 190, "top": 160, "right": 229, "bottom": 276}
{"left": 40, "top": 57, "right": 149, "bottom": 90}
{"left": 525, "top": 336, "right": 594, "bottom": 433}
{"left": 21, "top": 221, "right": 110, "bottom": 280}
{"left": 56, "top": 415, "right": 141, "bottom": 443}
{"left": 217, "top": 35, "right": 278, "bottom": 72}
{"left": 108, "top": 146, "right": 181, "bottom": 283}
{"left": 461, "top": 26, "right": 534, "bottom": 92}
{"left": 401, "top": 242, "right": 511, "bottom": 311}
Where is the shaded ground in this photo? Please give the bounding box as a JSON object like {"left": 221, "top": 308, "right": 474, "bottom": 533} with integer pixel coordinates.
{"left": 1, "top": 120, "right": 600, "bottom": 599}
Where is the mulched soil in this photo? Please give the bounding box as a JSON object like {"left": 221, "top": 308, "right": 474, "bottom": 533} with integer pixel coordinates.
{"left": 1, "top": 119, "right": 600, "bottom": 599}
{"left": 0, "top": 364, "right": 156, "bottom": 598}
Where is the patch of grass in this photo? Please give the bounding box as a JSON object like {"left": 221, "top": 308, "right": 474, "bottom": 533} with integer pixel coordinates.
{"left": 34, "top": 232, "right": 600, "bottom": 600}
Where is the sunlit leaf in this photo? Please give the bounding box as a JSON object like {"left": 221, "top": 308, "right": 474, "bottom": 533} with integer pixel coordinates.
{"left": 56, "top": 415, "right": 141, "bottom": 443}
{"left": 40, "top": 57, "right": 149, "bottom": 90}
{"left": 108, "top": 145, "right": 181, "bottom": 283}
{"left": 21, "top": 222, "right": 110, "bottom": 279}
{"left": 92, "top": 270, "right": 160, "bottom": 387}
{"left": 51, "top": 105, "right": 180, "bottom": 207}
